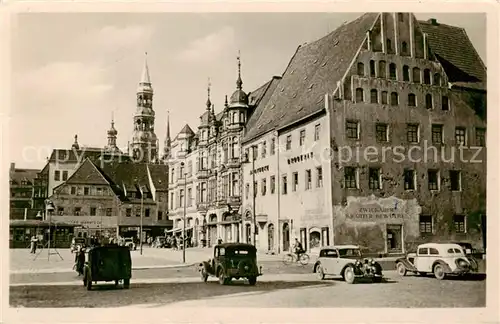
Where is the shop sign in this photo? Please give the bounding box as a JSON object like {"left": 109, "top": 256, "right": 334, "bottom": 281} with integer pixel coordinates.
{"left": 343, "top": 195, "right": 421, "bottom": 222}
{"left": 250, "top": 165, "right": 269, "bottom": 175}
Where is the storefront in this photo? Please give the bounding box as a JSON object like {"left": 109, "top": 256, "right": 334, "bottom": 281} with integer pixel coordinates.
{"left": 9, "top": 219, "right": 77, "bottom": 248}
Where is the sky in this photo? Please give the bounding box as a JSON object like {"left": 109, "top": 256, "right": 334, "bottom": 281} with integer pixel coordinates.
{"left": 9, "top": 12, "right": 486, "bottom": 170}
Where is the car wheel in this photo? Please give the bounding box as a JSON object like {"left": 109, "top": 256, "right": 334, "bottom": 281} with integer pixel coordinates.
{"left": 124, "top": 279, "right": 130, "bottom": 289}
{"left": 316, "top": 264, "right": 325, "bottom": 280}
{"left": 433, "top": 264, "right": 446, "bottom": 280}
{"left": 248, "top": 276, "right": 257, "bottom": 286}
{"left": 299, "top": 254, "right": 310, "bottom": 266}
{"left": 218, "top": 270, "right": 226, "bottom": 285}
{"left": 344, "top": 266, "right": 356, "bottom": 284}
{"left": 396, "top": 263, "right": 407, "bottom": 276}
{"left": 201, "top": 269, "right": 208, "bottom": 282}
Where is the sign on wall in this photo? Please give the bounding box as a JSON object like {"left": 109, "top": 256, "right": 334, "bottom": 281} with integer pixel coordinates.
{"left": 342, "top": 195, "right": 421, "bottom": 223}
{"left": 51, "top": 215, "right": 118, "bottom": 227}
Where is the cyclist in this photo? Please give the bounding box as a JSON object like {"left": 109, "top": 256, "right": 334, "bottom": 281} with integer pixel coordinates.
{"left": 293, "top": 238, "right": 304, "bottom": 261}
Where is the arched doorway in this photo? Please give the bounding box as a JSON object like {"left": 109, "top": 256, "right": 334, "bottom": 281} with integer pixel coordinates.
{"left": 309, "top": 229, "right": 321, "bottom": 252}
{"left": 268, "top": 223, "right": 274, "bottom": 252}
{"left": 245, "top": 223, "right": 251, "bottom": 244}
{"left": 282, "top": 223, "right": 290, "bottom": 251}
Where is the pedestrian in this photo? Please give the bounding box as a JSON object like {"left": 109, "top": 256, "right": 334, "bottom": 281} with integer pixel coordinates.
{"left": 30, "top": 235, "right": 37, "bottom": 254}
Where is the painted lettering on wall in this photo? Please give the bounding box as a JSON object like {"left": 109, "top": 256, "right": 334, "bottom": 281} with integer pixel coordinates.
{"left": 287, "top": 152, "right": 314, "bottom": 165}
{"left": 250, "top": 165, "right": 269, "bottom": 175}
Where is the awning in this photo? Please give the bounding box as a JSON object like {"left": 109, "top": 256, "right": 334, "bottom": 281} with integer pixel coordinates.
{"left": 166, "top": 226, "right": 193, "bottom": 234}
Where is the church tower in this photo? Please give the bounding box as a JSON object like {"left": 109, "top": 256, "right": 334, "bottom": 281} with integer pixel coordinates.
{"left": 105, "top": 112, "right": 121, "bottom": 153}
{"left": 162, "top": 111, "right": 171, "bottom": 162}
{"left": 130, "top": 53, "right": 158, "bottom": 163}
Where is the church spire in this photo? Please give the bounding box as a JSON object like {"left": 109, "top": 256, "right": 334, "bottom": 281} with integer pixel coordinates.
{"left": 206, "top": 77, "right": 212, "bottom": 110}
{"left": 163, "top": 110, "right": 171, "bottom": 161}
{"left": 72, "top": 134, "right": 80, "bottom": 150}
{"left": 140, "top": 52, "right": 151, "bottom": 84}
{"left": 236, "top": 50, "right": 243, "bottom": 90}
{"left": 106, "top": 111, "right": 119, "bottom": 152}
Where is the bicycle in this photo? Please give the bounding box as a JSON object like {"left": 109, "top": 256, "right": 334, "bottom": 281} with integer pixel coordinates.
{"left": 282, "top": 252, "right": 310, "bottom": 266}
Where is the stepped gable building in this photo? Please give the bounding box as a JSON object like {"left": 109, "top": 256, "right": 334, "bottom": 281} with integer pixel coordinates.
{"left": 50, "top": 158, "right": 171, "bottom": 239}
{"left": 241, "top": 12, "right": 486, "bottom": 254}
{"left": 166, "top": 56, "right": 281, "bottom": 247}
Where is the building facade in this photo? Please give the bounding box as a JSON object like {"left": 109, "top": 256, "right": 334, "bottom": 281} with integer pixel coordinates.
{"left": 241, "top": 12, "right": 486, "bottom": 254}
{"left": 9, "top": 163, "right": 40, "bottom": 220}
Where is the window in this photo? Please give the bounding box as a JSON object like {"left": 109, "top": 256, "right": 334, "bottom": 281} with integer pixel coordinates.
{"left": 386, "top": 39, "right": 392, "bottom": 53}
{"left": 389, "top": 63, "right": 397, "bottom": 80}
{"left": 346, "top": 121, "right": 359, "bottom": 140}
{"left": 403, "top": 65, "right": 410, "bottom": 81}
{"left": 368, "top": 168, "right": 381, "bottom": 189}
{"left": 145, "top": 208, "right": 150, "bottom": 217}
{"left": 378, "top": 61, "right": 386, "bottom": 78}
{"left": 442, "top": 96, "right": 449, "bottom": 111}
{"left": 57, "top": 207, "right": 64, "bottom": 215}
{"left": 407, "top": 124, "right": 419, "bottom": 143}
{"left": 344, "top": 167, "right": 357, "bottom": 189}
{"left": 126, "top": 208, "right": 132, "bottom": 217}
{"left": 106, "top": 208, "right": 112, "bottom": 216}
{"left": 270, "top": 176, "right": 276, "bottom": 194}
{"left": 450, "top": 170, "right": 461, "bottom": 191}
{"left": 62, "top": 171, "right": 68, "bottom": 181}
{"left": 369, "top": 60, "right": 375, "bottom": 77}
{"left": 453, "top": 215, "right": 466, "bottom": 233}
{"left": 245, "top": 183, "right": 249, "bottom": 199}
{"left": 423, "top": 69, "right": 431, "bottom": 84}
{"left": 381, "top": 91, "right": 388, "bottom": 104}
{"left": 401, "top": 41, "right": 408, "bottom": 54}
{"left": 370, "top": 89, "right": 378, "bottom": 103}
{"left": 316, "top": 167, "right": 323, "bottom": 188}
{"left": 54, "top": 170, "right": 60, "bottom": 181}
{"left": 261, "top": 141, "right": 267, "bottom": 158}
{"left": 314, "top": 124, "right": 320, "bottom": 141}
{"left": 376, "top": 123, "right": 388, "bottom": 142}
{"left": 299, "top": 130, "right": 306, "bottom": 146}
{"left": 357, "top": 62, "right": 364, "bottom": 76}
{"left": 286, "top": 135, "right": 292, "bottom": 150}
{"left": 282, "top": 175, "right": 288, "bottom": 195}
{"left": 305, "top": 169, "right": 312, "bottom": 190}
{"left": 475, "top": 128, "right": 486, "bottom": 146}
{"left": 418, "top": 248, "right": 428, "bottom": 255}
{"left": 355, "top": 88, "right": 364, "bottom": 102}
{"left": 434, "top": 73, "right": 441, "bottom": 86}
{"left": 71, "top": 186, "right": 76, "bottom": 195}
{"left": 455, "top": 127, "right": 466, "bottom": 146}
{"left": 431, "top": 124, "right": 443, "bottom": 144}
{"left": 425, "top": 94, "right": 433, "bottom": 109}
{"left": 412, "top": 67, "right": 421, "bottom": 83}
{"left": 74, "top": 207, "right": 81, "bottom": 216}
{"left": 158, "top": 211, "right": 163, "bottom": 221}
{"left": 390, "top": 92, "right": 399, "bottom": 106}
{"left": 404, "top": 169, "right": 415, "bottom": 190}
{"left": 271, "top": 138, "right": 276, "bottom": 155}
{"left": 84, "top": 187, "right": 90, "bottom": 195}
{"left": 428, "top": 170, "right": 439, "bottom": 191}
{"left": 408, "top": 93, "right": 416, "bottom": 107}
{"left": 170, "top": 192, "right": 174, "bottom": 209}
{"left": 261, "top": 179, "right": 267, "bottom": 196}
{"left": 90, "top": 207, "right": 97, "bottom": 216}
{"left": 292, "top": 172, "right": 299, "bottom": 192}
{"left": 419, "top": 215, "right": 433, "bottom": 234}
{"left": 187, "top": 188, "right": 192, "bottom": 207}
{"left": 96, "top": 187, "right": 103, "bottom": 196}
{"left": 429, "top": 248, "right": 439, "bottom": 255}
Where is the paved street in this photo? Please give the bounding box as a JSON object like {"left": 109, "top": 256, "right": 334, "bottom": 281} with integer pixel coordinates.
{"left": 10, "top": 271, "right": 486, "bottom": 308}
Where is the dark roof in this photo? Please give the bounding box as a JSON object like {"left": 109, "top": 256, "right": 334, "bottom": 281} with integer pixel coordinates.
{"left": 418, "top": 19, "right": 486, "bottom": 86}
{"left": 243, "top": 13, "right": 378, "bottom": 143}
{"left": 49, "top": 148, "right": 103, "bottom": 163}
{"left": 63, "top": 158, "right": 109, "bottom": 185}
{"left": 10, "top": 168, "right": 39, "bottom": 185}
{"left": 178, "top": 124, "right": 195, "bottom": 136}
{"left": 147, "top": 164, "right": 169, "bottom": 190}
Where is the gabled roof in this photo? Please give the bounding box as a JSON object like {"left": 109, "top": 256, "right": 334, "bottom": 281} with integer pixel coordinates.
{"left": 243, "top": 13, "right": 379, "bottom": 143}
{"left": 418, "top": 19, "right": 486, "bottom": 87}
{"left": 10, "top": 168, "right": 39, "bottom": 185}
{"left": 177, "top": 124, "right": 195, "bottom": 137}
{"left": 247, "top": 76, "right": 281, "bottom": 107}
{"left": 147, "top": 164, "right": 169, "bottom": 190}
{"left": 48, "top": 148, "right": 103, "bottom": 163}
{"left": 62, "top": 158, "right": 110, "bottom": 186}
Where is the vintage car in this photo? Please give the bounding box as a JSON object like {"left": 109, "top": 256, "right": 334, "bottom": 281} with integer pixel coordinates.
{"left": 70, "top": 237, "right": 87, "bottom": 253}
{"left": 83, "top": 245, "right": 132, "bottom": 290}
{"left": 452, "top": 242, "right": 479, "bottom": 272}
{"left": 123, "top": 238, "right": 137, "bottom": 251}
{"left": 199, "top": 243, "right": 263, "bottom": 285}
{"left": 395, "top": 243, "right": 473, "bottom": 280}
{"left": 313, "top": 245, "right": 383, "bottom": 284}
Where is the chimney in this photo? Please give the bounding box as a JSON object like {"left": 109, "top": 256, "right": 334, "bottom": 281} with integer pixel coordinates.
{"left": 10, "top": 162, "right": 15, "bottom": 171}
{"left": 428, "top": 18, "right": 438, "bottom": 26}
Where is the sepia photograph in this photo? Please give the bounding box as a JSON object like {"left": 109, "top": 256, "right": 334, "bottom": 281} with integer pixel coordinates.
{"left": 1, "top": 3, "right": 498, "bottom": 323}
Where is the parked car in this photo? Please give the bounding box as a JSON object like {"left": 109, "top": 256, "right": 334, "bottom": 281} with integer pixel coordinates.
{"left": 83, "top": 245, "right": 132, "bottom": 290}
{"left": 123, "top": 238, "right": 137, "bottom": 251}
{"left": 395, "top": 243, "right": 473, "bottom": 280}
{"left": 199, "top": 243, "right": 263, "bottom": 285}
{"left": 70, "top": 237, "right": 87, "bottom": 253}
{"left": 313, "top": 245, "right": 383, "bottom": 284}
{"left": 452, "top": 242, "right": 479, "bottom": 272}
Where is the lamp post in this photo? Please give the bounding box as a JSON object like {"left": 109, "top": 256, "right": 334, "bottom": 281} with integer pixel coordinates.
{"left": 251, "top": 145, "right": 257, "bottom": 246}
{"left": 139, "top": 186, "right": 144, "bottom": 255}
{"left": 181, "top": 161, "right": 187, "bottom": 263}
{"left": 46, "top": 200, "right": 54, "bottom": 260}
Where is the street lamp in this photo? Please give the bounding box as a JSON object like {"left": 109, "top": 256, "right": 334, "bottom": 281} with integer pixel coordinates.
{"left": 251, "top": 145, "right": 257, "bottom": 246}
{"left": 180, "top": 161, "right": 187, "bottom": 263}
{"left": 139, "top": 185, "right": 144, "bottom": 255}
